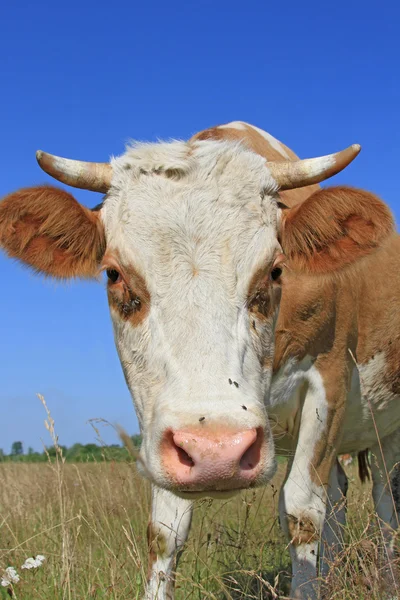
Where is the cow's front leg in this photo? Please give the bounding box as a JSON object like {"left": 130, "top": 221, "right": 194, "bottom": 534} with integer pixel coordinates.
{"left": 279, "top": 363, "right": 347, "bottom": 600}
{"left": 145, "top": 485, "right": 193, "bottom": 600}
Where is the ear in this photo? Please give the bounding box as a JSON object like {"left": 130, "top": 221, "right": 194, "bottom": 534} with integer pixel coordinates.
{"left": 0, "top": 185, "right": 106, "bottom": 278}
{"left": 281, "top": 186, "right": 395, "bottom": 274}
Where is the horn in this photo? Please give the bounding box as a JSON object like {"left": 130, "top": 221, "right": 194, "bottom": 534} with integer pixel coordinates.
{"left": 267, "top": 144, "right": 361, "bottom": 190}
{"left": 36, "top": 150, "right": 112, "bottom": 193}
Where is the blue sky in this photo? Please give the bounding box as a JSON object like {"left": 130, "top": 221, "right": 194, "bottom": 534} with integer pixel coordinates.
{"left": 1, "top": 0, "right": 399, "bottom": 452}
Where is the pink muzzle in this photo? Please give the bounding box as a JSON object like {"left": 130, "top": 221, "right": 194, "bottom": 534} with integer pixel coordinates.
{"left": 161, "top": 427, "right": 263, "bottom": 491}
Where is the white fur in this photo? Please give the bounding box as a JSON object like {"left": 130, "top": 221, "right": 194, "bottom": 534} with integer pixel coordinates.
{"left": 102, "top": 139, "right": 280, "bottom": 490}
{"left": 278, "top": 365, "right": 329, "bottom": 599}
{"left": 146, "top": 486, "right": 193, "bottom": 600}
{"left": 340, "top": 354, "right": 400, "bottom": 452}
{"left": 219, "top": 121, "right": 247, "bottom": 131}
{"left": 270, "top": 354, "right": 400, "bottom": 455}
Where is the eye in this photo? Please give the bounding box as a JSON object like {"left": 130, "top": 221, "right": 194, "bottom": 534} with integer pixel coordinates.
{"left": 270, "top": 267, "right": 282, "bottom": 281}
{"left": 106, "top": 269, "right": 121, "bottom": 284}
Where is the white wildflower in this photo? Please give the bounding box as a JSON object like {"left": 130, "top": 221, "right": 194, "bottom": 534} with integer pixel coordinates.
{"left": 1, "top": 566, "right": 20, "bottom": 586}
{"left": 21, "top": 557, "right": 36, "bottom": 569}
{"left": 21, "top": 555, "right": 46, "bottom": 569}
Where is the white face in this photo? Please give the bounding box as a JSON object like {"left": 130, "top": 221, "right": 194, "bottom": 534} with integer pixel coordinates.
{"left": 101, "top": 140, "right": 284, "bottom": 497}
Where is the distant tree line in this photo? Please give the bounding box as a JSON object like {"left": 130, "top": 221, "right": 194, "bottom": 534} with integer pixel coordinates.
{"left": 0, "top": 436, "right": 142, "bottom": 463}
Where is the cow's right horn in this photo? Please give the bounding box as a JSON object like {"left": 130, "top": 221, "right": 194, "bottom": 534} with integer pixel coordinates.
{"left": 267, "top": 144, "right": 361, "bottom": 190}
{"left": 36, "top": 151, "right": 112, "bottom": 193}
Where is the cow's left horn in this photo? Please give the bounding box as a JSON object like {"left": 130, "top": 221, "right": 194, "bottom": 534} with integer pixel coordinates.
{"left": 36, "top": 151, "right": 112, "bottom": 193}
{"left": 267, "top": 144, "right": 361, "bottom": 190}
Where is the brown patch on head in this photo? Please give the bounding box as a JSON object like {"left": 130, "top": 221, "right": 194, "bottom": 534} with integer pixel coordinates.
{"left": 249, "top": 285, "right": 274, "bottom": 321}
{"left": 191, "top": 122, "right": 321, "bottom": 208}
{"left": 0, "top": 185, "right": 105, "bottom": 278}
{"left": 105, "top": 252, "right": 150, "bottom": 326}
{"left": 286, "top": 514, "right": 319, "bottom": 546}
{"left": 247, "top": 261, "right": 282, "bottom": 322}
{"left": 281, "top": 186, "right": 394, "bottom": 274}
{"left": 247, "top": 263, "right": 282, "bottom": 371}
{"left": 192, "top": 123, "right": 296, "bottom": 163}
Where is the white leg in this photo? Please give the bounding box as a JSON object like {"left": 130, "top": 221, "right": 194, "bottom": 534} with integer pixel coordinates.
{"left": 320, "top": 459, "right": 348, "bottom": 576}
{"left": 279, "top": 461, "right": 323, "bottom": 600}
{"left": 145, "top": 485, "right": 193, "bottom": 600}
{"left": 279, "top": 363, "right": 348, "bottom": 600}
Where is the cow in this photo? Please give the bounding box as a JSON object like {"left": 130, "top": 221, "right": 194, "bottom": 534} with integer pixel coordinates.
{"left": 0, "top": 121, "right": 399, "bottom": 600}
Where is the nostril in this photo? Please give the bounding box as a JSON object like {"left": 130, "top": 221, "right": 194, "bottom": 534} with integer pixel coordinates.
{"left": 239, "top": 427, "right": 263, "bottom": 471}
{"left": 168, "top": 431, "right": 195, "bottom": 467}
{"left": 161, "top": 430, "right": 195, "bottom": 482}
{"left": 161, "top": 430, "right": 195, "bottom": 470}
{"left": 162, "top": 427, "right": 264, "bottom": 488}
{"left": 174, "top": 441, "right": 195, "bottom": 467}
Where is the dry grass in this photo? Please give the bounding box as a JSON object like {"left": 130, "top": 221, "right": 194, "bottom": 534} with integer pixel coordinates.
{"left": 0, "top": 403, "right": 398, "bottom": 599}
{"left": 0, "top": 460, "right": 291, "bottom": 599}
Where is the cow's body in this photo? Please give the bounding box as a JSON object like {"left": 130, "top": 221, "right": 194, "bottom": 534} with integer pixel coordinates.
{"left": 190, "top": 123, "right": 400, "bottom": 598}
{"left": 1, "top": 121, "right": 399, "bottom": 599}
{"left": 196, "top": 123, "right": 400, "bottom": 456}
{"left": 272, "top": 229, "right": 400, "bottom": 453}
{"left": 196, "top": 122, "right": 400, "bottom": 452}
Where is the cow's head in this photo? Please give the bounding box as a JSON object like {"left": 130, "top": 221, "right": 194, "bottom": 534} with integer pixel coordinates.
{"left": 0, "top": 138, "right": 393, "bottom": 498}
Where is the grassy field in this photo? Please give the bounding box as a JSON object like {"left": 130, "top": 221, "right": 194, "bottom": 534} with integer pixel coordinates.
{"left": 0, "top": 454, "right": 398, "bottom": 600}
{"left": 0, "top": 398, "right": 397, "bottom": 600}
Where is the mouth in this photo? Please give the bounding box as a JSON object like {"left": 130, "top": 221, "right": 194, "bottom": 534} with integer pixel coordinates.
{"left": 173, "top": 488, "right": 243, "bottom": 500}
{"left": 136, "top": 455, "right": 247, "bottom": 497}
{"left": 167, "top": 478, "right": 263, "bottom": 500}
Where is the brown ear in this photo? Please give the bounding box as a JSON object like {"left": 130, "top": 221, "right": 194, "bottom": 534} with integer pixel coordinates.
{"left": 281, "top": 186, "right": 395, "bottom": 274}
{"left": 0, "top": 185, "right": 106, "bottom": 278}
